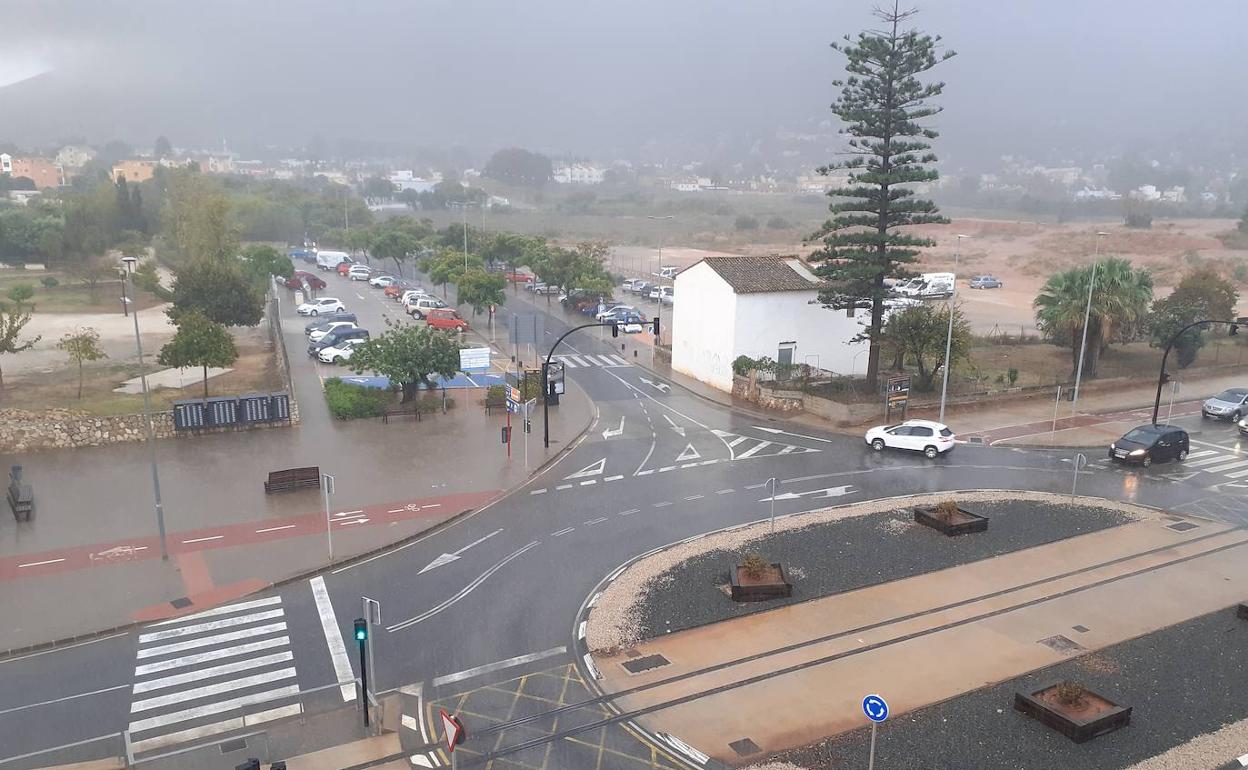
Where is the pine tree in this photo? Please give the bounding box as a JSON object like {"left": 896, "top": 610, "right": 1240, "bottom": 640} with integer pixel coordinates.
{"left": 807, "top": 2, "right": 955, "bottom": 388}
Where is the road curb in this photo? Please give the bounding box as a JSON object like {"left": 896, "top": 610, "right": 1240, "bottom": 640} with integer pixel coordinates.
{"left": 0, "top": 378, "right": 597, "bottom": 663}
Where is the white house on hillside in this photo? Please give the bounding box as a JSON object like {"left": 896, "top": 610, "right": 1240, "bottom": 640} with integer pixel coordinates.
{"left": 671, "top": 256, "right": 869, "bottom": 392}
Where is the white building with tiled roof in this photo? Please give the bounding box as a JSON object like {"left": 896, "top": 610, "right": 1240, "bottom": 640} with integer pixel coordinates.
{"left": 671, "top": 256, "right": 870, "bottom": 392}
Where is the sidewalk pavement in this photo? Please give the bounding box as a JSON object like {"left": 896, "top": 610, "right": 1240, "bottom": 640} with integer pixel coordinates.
{"left": 0, "top": 309, "right": 594, "bottom": 653}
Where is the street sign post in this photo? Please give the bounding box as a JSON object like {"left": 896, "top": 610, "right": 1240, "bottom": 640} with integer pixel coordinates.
{"left": 322, "top": 473, "right": 335, "bottom": 562}
{"left": 885, "top": 376, "right": 911, "bottom": 421}
{"left": 459, "top": 347, "right": 490, "bottom": 372}
{"left": 440, "top": 708, "right": 465, "bottom": 768}
{"left": 862, "top": 693, "right": 889, "bottom": 770}
{"left": 362, "top": 596, "right": 380, "bottom": 727}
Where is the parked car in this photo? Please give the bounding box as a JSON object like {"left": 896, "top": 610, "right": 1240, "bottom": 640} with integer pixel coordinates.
{"left": 348, "top": 265, "right": 373, "bottom": 281}
{"left": 304, "top": 313, "right": 357, "bottom": 334}
{"left": 1239, "top": 415, "right": 1248, "bottom": 437}
{"left": 659, "top": 286, "right": 674, "bottom": 305}
{"left": 526, "top": 281, "right": 548, "bottom": 293}
{"left": 315, "top": 250, "right": 351, "bottom": 272}
{"left": 406, "top": 296, "right": 448, "bottom": 318}
{"left": 534, "top": 284, "right": 561, "bottom": 295}
{"left": 596, "top": 305, "right": 635, "bottom": 321}
{"left": 308, "top": 321, "right": 356, "bottom": 342}
{"left": 336, "top": 261, "right": 353, "bottom": 276}
{"left": 969, "top": 275, "right": 1003, "bottom": 289}
{"left": 317, "top": 337, "right": 367, "bottom": 364}
{"left": 296, "top": 297, "right": 346, "bottom": 316}
{"left": 284, "top": 271, "right": 327, "bottom": 291}
{"left": 368, "top": 274, "right": 398, "bottom": 288}
{"left": 631, "top": 281, "right": 652, "bottom": 296}
{"left": 616, "top": 313, "right": 646, "bottom": 334}
{"left": 505, "top": 271, "right": 534, "bottom": 284}
{"left": 425, "top": 308, "right": 468, "bottom": 333}
{"left": 1108, "top": 424, "right": 1189, "bottom": 467}
{"left": 385, "top": 280, "right": 417, "bottom": 299}
{"left": 621, "top": 279, "right": 642, "bottom": 293}
{"left": 600, "top": 306, "right": 644, "bottom": 323}
{"left": 647, "top": 286, "right": 664, "bottom": 301}
{"left": 308, "top": 327, "right": 370, "bottom": 356}
{"left": 1201, "top": 388, "right": 1248, "bottom": 422}
{"left": 864, "top": 419, "right": 956, "bottom": 459}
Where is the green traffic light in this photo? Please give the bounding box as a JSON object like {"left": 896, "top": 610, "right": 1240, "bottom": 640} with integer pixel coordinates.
{"left": 353, "top": 618, "right": 368, "bottom": 641}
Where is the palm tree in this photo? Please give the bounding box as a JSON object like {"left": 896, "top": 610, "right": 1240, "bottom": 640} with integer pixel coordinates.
{"left": 1034, "top": 257, "right": 1153, "bottom": 379}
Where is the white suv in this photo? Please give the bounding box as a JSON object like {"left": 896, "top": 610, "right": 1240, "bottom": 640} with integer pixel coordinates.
{"left": 348, "top": 265, "right": 372, "bottom": 281}
{"left": 296, "top": 297, "right": 346, "bottom": 316}
{"left": 406, "top": 296, "right": 448, "bottom": 319}
{"left": 308, "top": 321, "right": 356, "bottom": 342}
{"left": 864, "top": 419, "right": 955, "bottom": 459}
{"left": 317, "top": 337, "right": 367, "bottom": 364}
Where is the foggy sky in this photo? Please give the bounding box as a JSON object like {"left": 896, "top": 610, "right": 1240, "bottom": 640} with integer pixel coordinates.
{"left": 2, "top": 0, "right": 1246, "bottom": 168}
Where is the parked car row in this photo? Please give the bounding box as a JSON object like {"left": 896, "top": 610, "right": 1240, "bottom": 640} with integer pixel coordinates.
{"left": 304, "top": 315, "right": 370, "bottom": 362}
{"left": 620, "top": 278, "right": 674, "bottom": 305}
{"left": 323, "top": 258, "right": 470, "bottom": 333}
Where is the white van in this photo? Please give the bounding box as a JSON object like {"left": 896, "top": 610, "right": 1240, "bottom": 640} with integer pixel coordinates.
{"left": 896, "top": 272, "right": 955, "bottom": 299}
{"left": 315, "top": 250, "right": 351, "bottom": 272}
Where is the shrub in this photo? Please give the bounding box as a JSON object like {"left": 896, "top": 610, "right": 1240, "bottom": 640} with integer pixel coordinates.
{"left": 6, "top": 283, "right": 34, "bottom": 305}
{"left": 1054, "top": 681, "right": 1086, "bottom": 707}
{"left": 741, "top": 553, "right": 770, "bottom": 579}
{"left": 765, "top": 216, "right": 792, "bottom": 230}
{"left": 323, "top": 377, "right": 391, "bottom": 420}
{"left": 40, "top": 276, "right": 59, "bottom": 289}
{"left": 934, "top": 500, "right": 960, "bottom": 521}
{"left": 732, "top": 355, "right": 757, "bottom": 376}
{"left": 1234, "top": 264, "right": 1248, "bottom": 284}
{"left": 734, "top": 214, "right": 759, "bottom": 230}
{"left": 1007, "top": 367, "right": 1019, "bottom": 386}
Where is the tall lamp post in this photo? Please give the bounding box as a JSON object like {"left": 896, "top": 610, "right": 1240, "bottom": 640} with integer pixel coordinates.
{"left": 1151, "top": 319, "right": 1240, "bottom": 424}
{"left": 647, "top": 215, "right": 674, "bottom": 281}
{"left": 122, "top": 256, "right": 169, "bottom": 561}
{"left": 449, "top": 201, "right": 476, "bottom": 269}
{"left": 938, "top": 234, "right": 970, "bottom": 423}
{"left": 1070, "top": 231, "right": 1109, "bottom": 416}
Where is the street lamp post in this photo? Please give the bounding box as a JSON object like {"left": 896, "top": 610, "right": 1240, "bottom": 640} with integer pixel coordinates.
{"left": 1071, "top": 231, "right": 1109, "bottom": 415}
{"left": 1151, "top": 318, "right": 1240, "bottom": 424}
{"left": 938, "top": 234, "right": 970, "bottom": 423}
{"left": 647, "top": 215, "right": 674, "bottom": 282}
{"left": 122, "top": 256, "right": 168, "bottom": 561}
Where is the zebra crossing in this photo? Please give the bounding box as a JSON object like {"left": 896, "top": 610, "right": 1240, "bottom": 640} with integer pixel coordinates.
{"left": 711, "top": 429, "right": 820, "bottom": 460}
{"left": 125, "top": 596, "right": 303, "bottom": 755}
{"left": 553, "top": 353, "right": 631, "bottom": 369}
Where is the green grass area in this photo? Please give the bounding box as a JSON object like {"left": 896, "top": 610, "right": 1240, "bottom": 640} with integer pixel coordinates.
{"left": 0, "top": 272, "right": 163, "bottom": 313}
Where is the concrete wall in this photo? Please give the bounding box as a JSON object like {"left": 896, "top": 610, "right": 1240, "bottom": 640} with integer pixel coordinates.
{"left": 733, "top": 290, "right": 869, "bottom": 376}
{"left": 671, "top": 262, "right": 739, "bottom": 392}
{"left": 0, "top": 409, "right": 178, "bottom": 452}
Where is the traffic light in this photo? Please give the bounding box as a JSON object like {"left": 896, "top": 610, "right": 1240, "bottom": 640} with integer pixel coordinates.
{"left": 353, "top": 618, "right": 367, "bottom": 642}
{"left": 611, "top": 322, "right": 619, "bottom": 338}
{"left": 1232, "top": 323, "right": 1239, "bottom": 336}
{"left": 1160, "top": 370, "right": 1171, "bottom": 385}
{"left": 651, "top": 317, "right": 661, "bottom": 336}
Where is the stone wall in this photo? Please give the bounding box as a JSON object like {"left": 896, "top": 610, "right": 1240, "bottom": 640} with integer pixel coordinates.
{"left": 0, "top": 408, "right": 177, "bottom": 452}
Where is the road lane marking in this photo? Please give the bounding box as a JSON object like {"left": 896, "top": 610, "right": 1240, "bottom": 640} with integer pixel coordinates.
{"left": 551, "top": 527, "right": 575, "bottom": 537}
{"left": 0, "top": 684, "right": 130, "bottom": 717}
{"left": 715, "top": 489, "right": 734, "bottom": 494}
{"left": 530, "top": 488, "right": 548, "bottom": 495}
{"left": 132, "top": 652, "right": 295, "bottom": 694}
{"left": 139, "top": 609, "right": 287, "bottom": 643}
{"left": 556, "top": 484, "right": 573, "bottom": 490}
{"left": 654, "top": 501, "right": 673, "bottom": 507}
{"left": 619, "top": 509, "right": 639, "bottom": 516}
{"left": 684, "top": 495, "right": 704, "bottom": 500}
{"left": 432, "top": 646, "right": 567, "bottom": 688}
{"left": 1187, "top": 455, "right": 1235, "bottom": 467}
{"left": 134, "top": 638, "right": 291, "bottom": 676}
{"left": 130, "top": 668, "right": 298, "bottom": 713}
{"left": 605, "top": 475, "right": 624, "bottom": 481}
{"left": 180, "top": 535, "right": 224, "bottom": 544}
{"left": 386, "top": 541, "right": 541, "bottom": 632}
{"left": 584, "top": 517, "right": 608, "bottom": 526}
{"left": 0, "top": 631, "right": 128, "bottom": 664}
{"left": 136, "top": 623, "right": 288, "bottom": 659}
{"left": 1205, "top": 460, "right": 1248, "bottom": 473}
{"left": 126, "top": 685, "right": 300, "bottom": 734}
{"left": 658, "top": 466, "right": 675, "bottom": 472}
{"left": 580, "top": 480, "right": 596, "bottom": 486}
{"left": 737, "top": 440, "right": 774, "bottom": 459}
{"left": 578, "top": 621, "right": 587, "bottom": 640}
{"left": 126, "top": 702, "right": 302, "bottom": 755}
{"left": 309, "top": 576, "right": 357, "bottom": 702}
{"left": 17, "top": 558, "right": 66, "bottom": 568}
{"left": 636, "top": 469, "right": 654, "bottom": 475}
{"left": 255, "top": 524, "right": 297, "bottom": 534}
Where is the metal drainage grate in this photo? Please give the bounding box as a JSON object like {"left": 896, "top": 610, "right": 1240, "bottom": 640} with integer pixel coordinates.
{"left": 1167, "top": 521, "right": 1199, "bottom": 532}
{"left": 218, "top": 738, "right": 248, "bottom": 754}
{"left": 1038, "top": 635, "right": 1086, "bottom": 654}
{"left": 621, "top": 654, "right": 670, "bottom": 674}
{"left": 729, "top": 738, "right": 761, "bottom": 756}
{"left": 1072, "top": 625, "right": 1090, "bottom": 633}
{"left": 170, "top": 597, "right": 193, "bottom": 609}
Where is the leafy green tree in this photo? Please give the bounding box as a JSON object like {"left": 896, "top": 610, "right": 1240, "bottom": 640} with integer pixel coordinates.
{"left": 806, "top": 4, "right": 956, "bottom": 389}
{"left": 70, "top": 258, "right": 118, "bottom": 303}
{"left": 881, "top": 304, "right": 970, "bottom": 391}
{"left": 168, "top": 259, "right": 264, "bottom": 327}
{"left": 422, "top": 249, "right": 482, "bottom": 297}
{"left": 482, "top": 233, "right": 545, "bottom": 290}
{"left": 1149, "top": 299, "right": 1208, "bottom": 369}
{"left": 482, "top": 148, "right": 553, "bottom": 188}
{"left": 133, "top": 260, "right": 171, "bottom": 300}
{"left": 154, "top": 135, "right": 173, "bottom": 160}
{"left": 240, "top": 244, "right": 294, "bottom": 289}
{"left": 360, "top": 176, "right": 395, "bottom": 200}
{"left": 156, "top": 310, "right": 239, "bottom": 398}
{"left": 349, "top": 318, "right": 461, "bottom": 402}
{"left": 1033, "top": 257, "right": 1154, "bottom": 379}
{"left": 1165, "top": 267, "right": 1239, "bottom": 327}
{"left": 159, "top": 169, "right": 239, "bottom": 264}
{"left": 56, "top": 327, "right": 107, "bottom": 399}
{"left": 0, "top": 305, "right": 40, "bottom": 392}
{"left": 6, "top": 283, "right": 34, "bottom": 307}
{"left": 371, "top": 231, "right": 420, "bottom": 276}
{"left": 456, "top": 268, "right": 506, "bottom": 316}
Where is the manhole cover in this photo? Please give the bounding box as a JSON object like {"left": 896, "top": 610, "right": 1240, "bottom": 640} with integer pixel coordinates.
{"left": 1038, "top": 635, "right": 1086, "bottom": 654}
{"left": 1072, "top": 625, "right": 1090, "bottom": 633}
{"left": 170, "top": 597, "right": 192, "bottom": 609}
{"left": 218, "top": 738, "right": 247, "bottom": 754}
{"left": 1167, "top": 521, "right": 1199, "bottom": 532}
{"left": 621, "top": 654, "right": 670, "bottom": 674}
{"left": 729, "top": 738, "right": 761, "bottom": 756}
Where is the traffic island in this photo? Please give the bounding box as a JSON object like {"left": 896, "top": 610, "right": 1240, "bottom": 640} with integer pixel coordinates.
{"left": 913, "top": 501, "right": 989, "bottom": 536}
{"left": 1014, "top": 681, "right": 1132, "bottom": 743}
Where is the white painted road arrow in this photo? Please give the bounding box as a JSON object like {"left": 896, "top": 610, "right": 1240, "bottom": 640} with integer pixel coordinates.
{"left": 663, "top": 415, "right": 685, "bottom": 437}
{"left": 418, "top": 529, "right": 504, "bottom": 574}
{"left": 602, "top": 416, "right": 625, "bottom": 439}
{"left": 761, "top": 485, "right": 856, "bottom": 502}
{"left": 639, "top": 377, "right": 671, "bottom": 393}
{"left": 751, "top": 426, "right": 833, "bottom": 443}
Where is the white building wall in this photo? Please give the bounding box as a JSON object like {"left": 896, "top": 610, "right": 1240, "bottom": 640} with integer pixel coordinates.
{"left": 671, "top": 263, "right": 739, "bottom": 392}
{"left": 732, "top": 292, "right": 869, "bottom": 375}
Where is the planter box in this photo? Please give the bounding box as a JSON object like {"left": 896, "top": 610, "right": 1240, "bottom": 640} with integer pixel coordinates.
{"left": 730, "top": 562, "right": 792, "bottom": 602}
{"left": 913, "top": 505, "right": 988, "bottom": 536}
{"left": 1014, "top": 681, "right": 1131, "bottom": 743}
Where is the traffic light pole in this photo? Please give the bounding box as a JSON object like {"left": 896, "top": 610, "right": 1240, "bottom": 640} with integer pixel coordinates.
{"left": 1151, "top": 319, "right": 1239, "bottom": 425}
{"left": 354, "top": 618, "right": 369, "bottom": 727}
{"left": 543, "top": 318, "right": 659, "bottom": 449}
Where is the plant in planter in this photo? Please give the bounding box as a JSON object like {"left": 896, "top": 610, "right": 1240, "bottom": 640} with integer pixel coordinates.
{"left": 730, "top": 552, "right": 792, "bottom": 602}
{"left": 914, "top": 499, "right": 989, "bottom": 536}
{"left": 1014, "top": 680, "right": 1131, "bottom": 743}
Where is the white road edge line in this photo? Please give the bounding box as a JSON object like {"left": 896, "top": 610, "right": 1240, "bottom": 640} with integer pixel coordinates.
{"left": 309, "top": 576, "right": 357, "bottom": 702}
{"left": 431, "top": 646, "right": 567, "bottom": 688}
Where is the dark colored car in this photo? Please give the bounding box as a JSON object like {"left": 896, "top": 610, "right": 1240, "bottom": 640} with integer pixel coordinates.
{"left": 304, "top": 313, "right": 357, "bottom": 334}
{"left": 1108, "top": 424, "right": 1189, "bottom": 468}
{"left": 969, "top": 275, "right": 1003, "bottom": 289}
{"left": 285, "top": 271, "right": 327, "bottom": 291}
{"left": 308, "top": 327, "right": 370, "bottom": 356}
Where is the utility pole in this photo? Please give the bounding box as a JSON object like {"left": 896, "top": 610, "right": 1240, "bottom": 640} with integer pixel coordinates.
{"left": 353, "top": 618, "right": 370, "bottom": 727}
{"left": 1071, "top": 231, "right": 1109, "bottom": 415}
{"left": 122, "top": 257, "right": 168, "bottom": 561}
{"left": 938, "top": 234, "right": 970, "bottom": 423}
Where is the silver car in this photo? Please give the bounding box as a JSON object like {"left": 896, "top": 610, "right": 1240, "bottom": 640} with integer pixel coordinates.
{"left": 1202, "top": 388, "right": 1248, "bottom": 421}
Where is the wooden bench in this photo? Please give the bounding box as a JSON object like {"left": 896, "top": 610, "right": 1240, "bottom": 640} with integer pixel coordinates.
{"left": 484, "top": 394, "right": 507, "bottom": 415}
{"left": 7, "top": 481, "right": 32, "bottom": 521}
{"left": 382, "top": 407, "right": 422, "bottom": 424}
{"left": 264, "top": 467, "right": 321, "bottom": 494}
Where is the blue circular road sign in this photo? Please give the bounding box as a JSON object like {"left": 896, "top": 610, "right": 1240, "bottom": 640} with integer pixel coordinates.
{"left": 862, "top": 694, "right": 889, "bottom": 723}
